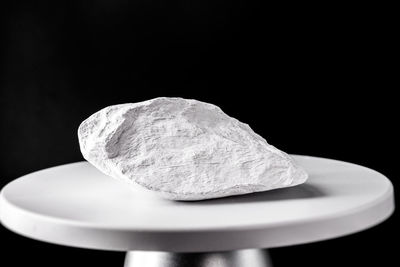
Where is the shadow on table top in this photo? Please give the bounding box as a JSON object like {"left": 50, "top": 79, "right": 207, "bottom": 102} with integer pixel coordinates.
{"left": 182, "top": 182, "right": 325, "bottom": 205}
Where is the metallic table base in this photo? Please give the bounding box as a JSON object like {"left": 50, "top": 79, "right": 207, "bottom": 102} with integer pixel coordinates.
{"left": 124, "top": 249, "right": 272, "bottom": 267}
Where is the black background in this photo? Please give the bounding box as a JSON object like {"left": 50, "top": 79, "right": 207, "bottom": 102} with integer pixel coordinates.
{"left": 0, "top": 1, "right": 397, "bottom": 266}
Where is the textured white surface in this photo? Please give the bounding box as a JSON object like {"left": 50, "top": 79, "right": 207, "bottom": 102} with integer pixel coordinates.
{"left": 78, "top": 97, "right": 308, "bottom": 200}
{"left": 0, "top": 156, "right": 394, "bottom": 252}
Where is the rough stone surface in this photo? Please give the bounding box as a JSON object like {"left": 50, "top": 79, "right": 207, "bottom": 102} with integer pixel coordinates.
{"left": 78, "top": 97, "right": 308, "bottom": 201}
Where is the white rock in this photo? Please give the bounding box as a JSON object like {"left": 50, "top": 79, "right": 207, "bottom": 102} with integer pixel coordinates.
{"left": 78, "top": 97, "right": 308, "bottom": 201}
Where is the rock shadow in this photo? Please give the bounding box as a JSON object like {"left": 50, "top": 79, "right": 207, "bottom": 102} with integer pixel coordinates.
{"left": 182, "top": 182, "right": 326, "bottom": 205}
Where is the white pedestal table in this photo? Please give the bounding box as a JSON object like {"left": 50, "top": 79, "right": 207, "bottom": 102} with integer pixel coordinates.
{"left": 0, "top": 156, "right": 394, "bottom": 267}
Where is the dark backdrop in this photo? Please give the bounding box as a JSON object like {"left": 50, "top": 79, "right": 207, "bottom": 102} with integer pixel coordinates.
{"left": 0, "top": 1, "right": 397, "bottom": 266}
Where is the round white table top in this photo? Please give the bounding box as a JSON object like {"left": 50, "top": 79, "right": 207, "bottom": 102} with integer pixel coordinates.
{"left": 0, "top": 155, "right": 394, "bottom": 252}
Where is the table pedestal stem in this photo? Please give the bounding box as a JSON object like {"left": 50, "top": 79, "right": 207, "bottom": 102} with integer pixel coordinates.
{"left": 124, "top": 249, "right": 272, "bottom": 267}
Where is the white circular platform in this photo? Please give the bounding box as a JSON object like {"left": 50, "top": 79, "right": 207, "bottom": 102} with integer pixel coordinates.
{"left": 0, "top": 155, "right": 394, "bottom": 252}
